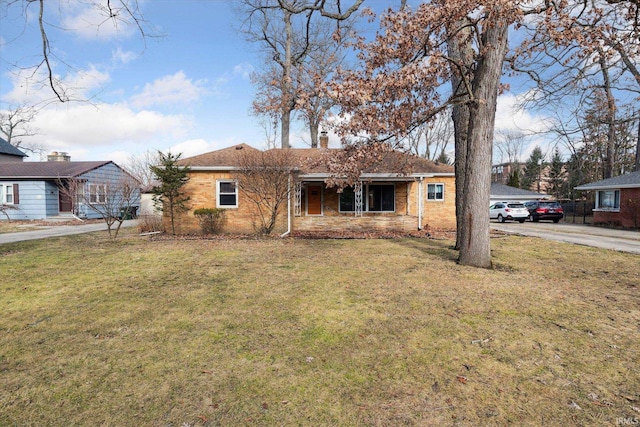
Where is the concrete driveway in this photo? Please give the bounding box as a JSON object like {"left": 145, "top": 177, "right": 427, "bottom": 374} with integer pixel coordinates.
{"left": 0, "top": 220, "right": 139, "bottom": 245}
{"left": 490, "top": 221, "right": 640, "bottom": 254}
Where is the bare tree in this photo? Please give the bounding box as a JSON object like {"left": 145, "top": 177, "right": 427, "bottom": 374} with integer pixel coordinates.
{"left": 233, "top": 148, "right": 295, "bottom": 235}
{"left": 238, "top": 0, "right": 362, "bottom": 148}
{"left": 0, "top": 105, "right": 44, "bottom": 156}
{"left": 3, "top": 0, "right": 153, "bottom": 102}
{"left": 124, "top": 150, "right": 161, "bottom": 189}
{"left": 405, "top": 110, "right": 454, "bottom": 161}
{"left": 494, "top": 130, "right": 526, "bottom": 165}
{"left": 60, "top": 175, "right": 140, "bottom": 238}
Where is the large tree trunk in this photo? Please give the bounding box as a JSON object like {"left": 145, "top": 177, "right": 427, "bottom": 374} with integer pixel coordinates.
{"left": 447, "top": 18, "right": 474, "bottom": 251}
{"left": 458, "top": 21, "right": 509, "bottom": 268}
{"left": 635, "top": 117, "right": 640, "bottom": 172}
{"left": 309, "top": 118, "right": 319, "bottom": 148}
{"left": 598, "top": 48, "right": 616, "bottom": 179}
{"left": 281, "top": 109, "right": 291, "bottom": 149}
{"left": 280, "top": 9, "right": 293, "bottom": 149}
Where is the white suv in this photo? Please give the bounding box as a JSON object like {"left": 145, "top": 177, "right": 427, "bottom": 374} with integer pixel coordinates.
{"left": 489, "top": 202, "right": 529, "bottom": 223}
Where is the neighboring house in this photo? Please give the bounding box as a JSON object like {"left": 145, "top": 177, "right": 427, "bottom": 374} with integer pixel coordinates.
{"left": 139, "top": 184, "right": 162, "bottom": 217}
{"left": 492, "top": 162, "right": 524, "bottom": 184}
{"left": 170, "top": 143, "right": 456, "bottom": 235}
{"left": 490, "top": 183, "right": 546, "bottom": 204}
{"left": 492, "top": 161, "right": 555, "bottom": 194}
{"left": 0, "top": 137, "right": 28, "bottom": 162}
{"left": 0, "top": 160, "right": 140, "bottom": 221}
{"left": 575, "top": 171, "right": 640, "bottom": 228}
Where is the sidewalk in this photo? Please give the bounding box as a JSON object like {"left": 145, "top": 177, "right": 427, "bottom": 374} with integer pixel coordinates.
{"left": 0, "top": 220, "right": 139, "bottom": 245}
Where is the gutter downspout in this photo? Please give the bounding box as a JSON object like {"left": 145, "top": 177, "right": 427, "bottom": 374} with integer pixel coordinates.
{"left": 418, "top": 177, "right": 423, "bottom": 230}
{"left": 280, "top": 174, "right": 292, "bottom": 237}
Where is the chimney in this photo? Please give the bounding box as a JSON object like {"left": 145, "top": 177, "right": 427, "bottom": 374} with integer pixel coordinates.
{"left": 47, "top": 151, "right": 71, "bottom": 162}
{"left": 319, "top": 131, "right": 329, "bottom": 149}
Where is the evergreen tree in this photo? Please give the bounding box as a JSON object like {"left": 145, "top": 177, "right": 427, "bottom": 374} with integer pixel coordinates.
{"left": 150, "top": 151, "right": 190, "bottom": 235}
{"left": 507, "top": 167, "right": 520, "bottom": 188}
{"left": 521, "top": 146, "right": 545, "bottom": 192}
{"left": 436, "top": 149, "right": 451, "bottom": 165}
{"left": 547, "top": 147, "right": 566, "bottom": 199}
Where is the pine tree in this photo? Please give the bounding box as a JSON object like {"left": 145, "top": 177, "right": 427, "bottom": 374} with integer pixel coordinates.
{"left": 436, "top": 150, "right": 451, "bottom": 165}
{"left": 507, "top": 168, "right": 520, "bottom": 188}
{"left": 521, "top": 147, "right": 545, "bottom": 192}
{"left": 150, "top": 151, "right": 190, "bottom": 235}
{"left": 547, "top": 147, "right": 566, "bottom": 199}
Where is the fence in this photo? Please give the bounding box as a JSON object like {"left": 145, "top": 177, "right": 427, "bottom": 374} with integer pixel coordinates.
{"left": 560, "top": 200, "right": 595, "bottom": 224}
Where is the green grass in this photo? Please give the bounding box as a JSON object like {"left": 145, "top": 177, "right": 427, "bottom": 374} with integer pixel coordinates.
{"left": 1, "top": 229, "right": 639, "bottom": 426}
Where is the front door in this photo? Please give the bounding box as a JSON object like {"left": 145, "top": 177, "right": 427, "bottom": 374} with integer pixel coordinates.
{"left": 58, "top": 182, "right": 73, "bottom": 212}
{"left": 307, "top": 185, "right": 322, "bottom": 215}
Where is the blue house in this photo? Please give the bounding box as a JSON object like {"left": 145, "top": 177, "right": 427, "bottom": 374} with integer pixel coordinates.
{"left": 0, "top": 137, "right": 28, "bottom": 162}
{"left": 0, "top": 156, "right": 140, "bottom": 221}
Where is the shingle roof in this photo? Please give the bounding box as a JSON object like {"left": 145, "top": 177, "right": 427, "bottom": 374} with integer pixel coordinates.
{"left": 0, "top": 137, "right": 28, "bottom": 158}
{"left": 491, "top": 183, "right": 545, "bottom": 197}
{"left": 0, "top": 161, "right": 112, "bottom": 179}
{"left": 178, "top": 144, "right": 261, "bottom": 167}
{"left": 574, "top": 170, "right": 640, "bottom": 190}
{"left": 179, "top": 145, "right": 454, "bottom": 176}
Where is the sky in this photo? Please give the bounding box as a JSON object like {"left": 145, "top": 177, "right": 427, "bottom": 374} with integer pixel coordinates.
{"left": 0, "top": 0, "right": 552, "bottom": 167}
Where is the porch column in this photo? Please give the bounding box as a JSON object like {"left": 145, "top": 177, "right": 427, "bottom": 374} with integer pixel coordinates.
{"left": 294, "top": 181, "right": 302, "bottom": 217}
{"left": 354, "top": 181, "right": 363, "bottom": 217}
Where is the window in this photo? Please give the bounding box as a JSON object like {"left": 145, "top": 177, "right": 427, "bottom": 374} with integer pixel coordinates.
{"left": 88, "top": 184, "right": 107, "bottom": 204}
{"left": 339, "top": 184, "right": 394, "bottom": 212}
{"left": 217, "top": 180, "right": 238, "bottom": 208}
{"left": 597, "top": 190, "right": 620, "bottom": 210}
{"left": 2, "top": 184, "right": 19, "bottom": 204}
{"left": 427, "top": 183, "right": 444, "bottom": 201}
{"left": 339, "top": 186, "right": 360, "bottom": 212}
{"left": 367, "top": 184, "right": 394, "bottom": 211}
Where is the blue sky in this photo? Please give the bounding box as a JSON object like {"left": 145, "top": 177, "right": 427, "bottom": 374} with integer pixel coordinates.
{"left": 0, "top": 0, "right": 551, "bottom": 167}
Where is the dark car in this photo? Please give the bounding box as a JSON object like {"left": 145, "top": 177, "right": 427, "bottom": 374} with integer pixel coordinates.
{"left": 524, "top": 200, "right": 564, "bottom": 223}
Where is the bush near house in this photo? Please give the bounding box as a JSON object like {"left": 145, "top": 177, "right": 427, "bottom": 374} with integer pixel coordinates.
{"left": 193, "top": 208, "right": 226, "bottom": 235}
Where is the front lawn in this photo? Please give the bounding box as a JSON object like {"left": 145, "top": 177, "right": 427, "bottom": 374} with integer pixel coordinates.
{"left": 1, "top": 230, "right": 638, "bottom": 426}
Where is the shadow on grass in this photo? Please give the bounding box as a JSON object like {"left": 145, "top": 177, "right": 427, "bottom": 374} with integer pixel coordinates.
{"left": 392, "top": 237, "right": 460, "bottom": 263}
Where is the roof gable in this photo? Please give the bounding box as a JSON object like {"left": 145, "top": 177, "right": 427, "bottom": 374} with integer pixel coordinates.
{"left": 0, "top": 137, "right": 28, "bottom": 158}
{"left": 178, "top": 144, "right": 260, "bottom": 167}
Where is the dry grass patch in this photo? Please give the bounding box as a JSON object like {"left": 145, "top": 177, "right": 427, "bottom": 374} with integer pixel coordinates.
{"left": 0, "top": 230, "right": 638, "bottom": 426}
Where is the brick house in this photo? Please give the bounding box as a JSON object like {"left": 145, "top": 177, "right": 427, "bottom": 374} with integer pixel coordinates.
{"left": 170, "top": 142, "right": 456, "bottom": 235}
{"left": 575, "top": 170, "right": 640, "bottom": 228}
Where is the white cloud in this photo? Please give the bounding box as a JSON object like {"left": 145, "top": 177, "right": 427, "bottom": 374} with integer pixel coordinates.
{"left": 2, "top": 65, "right": 110, "bottom": 106}
{"left": 233, "top": 62, "right": 254, "bottom": 79}
{"left": 495, "top": 92, "right": 551, "bottom": 135}
{"left": 20, "top": 103, "right": 190, "bottom": 155}
{"left": 112, "top": 47, "right": 138, "bottom": 65}
{"left": 168, "top": 139, "right": 220, "bottom": 159}
{"left": 494, "top": 91, "right": 559, "bottom": 162}
{"left": 104, "top": 150, "right": 133, "bottom": 167}
{"left": 130, "top": 71, "right": 208, "bottom": 109}
{"left": 59, "top": 3, "right": 136, "bottom": 40}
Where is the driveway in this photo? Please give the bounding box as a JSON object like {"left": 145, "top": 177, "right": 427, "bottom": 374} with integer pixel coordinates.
{"left": 490, "top": 221, "right": 640, "bottom": 254}
{"left": 0, "top": 220, "right": 139, "bottom": 245}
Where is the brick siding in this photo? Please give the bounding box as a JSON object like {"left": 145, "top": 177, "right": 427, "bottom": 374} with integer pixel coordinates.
{"left": 166, "top": 171, "right": 457, "bottom": 234}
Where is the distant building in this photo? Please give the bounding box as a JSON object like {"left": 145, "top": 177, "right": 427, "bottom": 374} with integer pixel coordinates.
{"left": 0, "top": 137, "right": 28, "bottom": 162}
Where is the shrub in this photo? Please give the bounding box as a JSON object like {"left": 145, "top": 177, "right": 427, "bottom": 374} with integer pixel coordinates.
{"left": 137, "top": 215, "right": 164, "bottom": 234}
{"left": 194, "top": 208, "right": 226, "bottom": 235}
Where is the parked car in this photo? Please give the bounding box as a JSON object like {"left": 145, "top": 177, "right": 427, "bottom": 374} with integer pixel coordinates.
{"left": 489, "top": 202, "right": 530, "bottom": 223}
{"left": 524, "top": 200, "right": 564, "bottom": 223}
